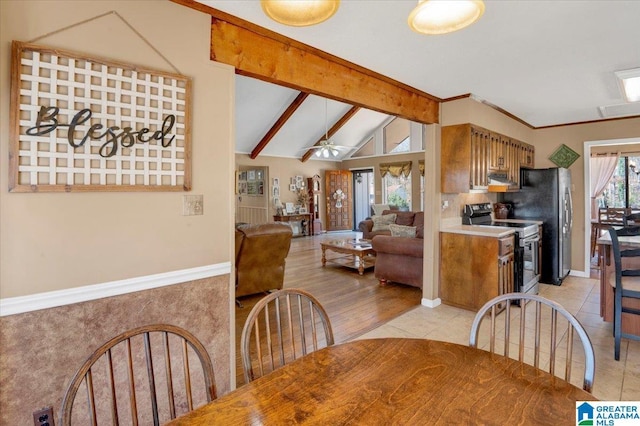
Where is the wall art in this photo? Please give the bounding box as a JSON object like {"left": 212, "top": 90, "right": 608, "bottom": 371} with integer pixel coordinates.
{"left": 548, "top": 144, "right": 580, "bottom": 168}
{"left": 9, "top": 41, "right": 192, "bottom": 192}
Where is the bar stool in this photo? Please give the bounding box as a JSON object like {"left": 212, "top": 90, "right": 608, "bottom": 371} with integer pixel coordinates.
{"left": 608, "top": 226, "right": 640, "bottom": 360}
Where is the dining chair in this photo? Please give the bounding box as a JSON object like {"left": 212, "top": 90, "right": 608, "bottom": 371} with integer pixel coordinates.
{"left": 593, "top": 208, "right": 631, "bottom": 263}
{"left": 60, "top": 324, "right": 216, "bottom": 426}
{"left": 623, "top": 212, "right": 640, "bottom": 227}
{"left": 469, "top": 293, "right": 595, "bottom": 392}
{"left": 241, "top": 288, "right": 334, "bottom": 383}
{"left": 607, "top": 226, "right": 640, "bottom": 360}
{"left": 600, "top": 207, "right": 631, "bottom": 226}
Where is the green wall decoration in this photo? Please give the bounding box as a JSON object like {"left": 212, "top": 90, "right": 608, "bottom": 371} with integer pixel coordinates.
{"left": 549, "top": 144, "right": 580, "bottom": 168}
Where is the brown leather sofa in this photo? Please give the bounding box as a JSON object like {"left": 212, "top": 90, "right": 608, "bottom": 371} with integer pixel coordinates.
{"left": 359, "top": 210, "right": 424, "bottom": 240}
{"left": 369, "top": 211, "right": 424, "bottom": 289}
{"left": 235, "top": 223, "right": 293, "bottom": 298}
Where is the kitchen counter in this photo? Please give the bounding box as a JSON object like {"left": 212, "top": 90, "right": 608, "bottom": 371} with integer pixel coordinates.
{"left": 441, "top": 224, "right": 515, "bottom": 238}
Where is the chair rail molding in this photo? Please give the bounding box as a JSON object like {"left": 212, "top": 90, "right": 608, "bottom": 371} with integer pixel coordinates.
{"left": 0, "top": 262, "right": 231, "bottom": 316}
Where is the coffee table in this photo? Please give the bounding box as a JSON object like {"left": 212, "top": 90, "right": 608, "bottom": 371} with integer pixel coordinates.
{"left": 320, "top": 239, "right": 375, "bottom": 275}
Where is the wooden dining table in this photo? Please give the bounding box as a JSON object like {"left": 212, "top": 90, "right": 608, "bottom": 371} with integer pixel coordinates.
{"left": 167, "top": 338, "right": 596, "bottom": 425}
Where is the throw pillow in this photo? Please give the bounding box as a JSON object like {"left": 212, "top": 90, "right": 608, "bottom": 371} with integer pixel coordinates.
{"left": 389, "top": 224, "right": 417, "bottom": 238}
{"left": 371, "top": 204, "right": 390, "bottom": 216}
{"left": 371, "top": 213, "right": 397, "bottom": 232}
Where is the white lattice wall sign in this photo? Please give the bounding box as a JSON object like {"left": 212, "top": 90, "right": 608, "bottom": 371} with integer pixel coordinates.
{"left": 9, "top": 41, "right": 192, "bottom": 192}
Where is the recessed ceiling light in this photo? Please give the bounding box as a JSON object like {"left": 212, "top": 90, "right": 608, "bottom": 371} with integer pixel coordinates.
{"left": 615, "top": 68, "right": 640, "bottom": 103}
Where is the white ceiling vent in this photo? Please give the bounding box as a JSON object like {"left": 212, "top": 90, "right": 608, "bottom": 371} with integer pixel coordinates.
{"left": 598, "top": 102, "right": 640, "bottom": 119}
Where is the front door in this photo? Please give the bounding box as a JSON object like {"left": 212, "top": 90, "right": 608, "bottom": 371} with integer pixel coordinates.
{"left": 325, "top": 170, "right": 353, "bottom": 231}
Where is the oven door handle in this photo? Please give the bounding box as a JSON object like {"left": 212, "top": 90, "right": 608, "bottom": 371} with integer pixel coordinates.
{"left": 523, "top": 235, "right": 540, "bottom": 244}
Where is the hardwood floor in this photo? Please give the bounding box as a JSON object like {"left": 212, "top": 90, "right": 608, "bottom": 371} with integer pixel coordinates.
{"left": 234, "top": 231, "right": 422, "bottom": 386}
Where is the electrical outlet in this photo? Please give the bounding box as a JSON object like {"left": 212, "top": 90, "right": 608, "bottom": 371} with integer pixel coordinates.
{"left": 182, "top": 194, "right": 204, "bottom": 216}
{"left": 33, "top": 407, "right": 54, "bottom": 426}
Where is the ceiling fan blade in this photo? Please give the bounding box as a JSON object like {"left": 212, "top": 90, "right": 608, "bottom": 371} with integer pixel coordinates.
{"left": 297, "top": 146, "right": 324, "bottom": 151}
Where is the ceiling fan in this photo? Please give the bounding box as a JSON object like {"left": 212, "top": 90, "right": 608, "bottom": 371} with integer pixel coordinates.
{"left": 302, "top": 99, "right": 350, "bottom": 158}
{"left": 306, "top": 139, "right": 350, "bottom": 158}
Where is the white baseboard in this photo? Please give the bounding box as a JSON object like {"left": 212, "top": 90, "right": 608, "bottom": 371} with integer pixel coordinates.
{"left": 421, "top": 297, "right": 441, "bottom": 308}
{"left": 0, "top": 262, "right": 231, "bottom": 317}
{"left": 569, "top": 269, "right": 590, "bottom": 278}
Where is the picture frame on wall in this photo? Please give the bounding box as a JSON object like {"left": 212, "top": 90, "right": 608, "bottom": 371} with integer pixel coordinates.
{"left": 247, "top": 170, "right": 256, "bottom": 181}
{"left": 256, "top": 170, "right": 264, "bottom": 180}
{"left": 289, "top": 184, "right": 296, "bottom": 192}
{"left": 9, "top": 41, "right": 192, "bottom": 193}
{"left": 273, "top": 177, "right": 279, "bottom": 187}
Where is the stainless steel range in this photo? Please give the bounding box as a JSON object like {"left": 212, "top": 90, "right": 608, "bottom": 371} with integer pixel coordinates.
{"left": 463, "top": 203, "right": 540, "bottom": 295}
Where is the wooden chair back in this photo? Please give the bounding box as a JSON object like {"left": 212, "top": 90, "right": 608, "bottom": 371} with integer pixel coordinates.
{"left": 60, "top": 324, "right": 216, "bottom": 426}
{"left": 607, "top": 226, "right": 640, "bottom": 360}
{"left": 241, "top": 288, "right": 334, "bottom": 383}
{"left": 469, "top": 293, "right": 595, "bottom": 392}
{"left": 599, "top": 207, "right": 631, "bottom": 226}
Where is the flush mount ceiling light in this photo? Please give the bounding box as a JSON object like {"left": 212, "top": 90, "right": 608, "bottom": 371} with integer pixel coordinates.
{"left": 408, "top": 0, "right": 485, "bottom": 35}
{"left": 615, "top": 68, "right": 640, "bottom": 103}
{"left": 261, "top": 0, "right": 340, "bottom": 27}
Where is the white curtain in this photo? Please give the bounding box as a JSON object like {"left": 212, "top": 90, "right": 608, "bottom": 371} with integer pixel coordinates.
{"left": 590, "top": 153, "right": 619, "bottom": 220}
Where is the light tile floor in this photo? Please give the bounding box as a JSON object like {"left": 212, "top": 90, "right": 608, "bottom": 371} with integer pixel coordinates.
{"left": 357, "top": 275, "right": 640, "bottom": 401}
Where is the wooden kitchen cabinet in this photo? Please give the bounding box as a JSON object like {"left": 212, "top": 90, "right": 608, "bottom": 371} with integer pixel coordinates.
{"left": 440, "top": 232, "right": 515, "bottom": 311}
{"left": 441, "top": 123, "right": 534, "bottom": 193}
{"left": 519, "top": 141, "right": 535, "bottom": 169}
{"left": 441, "top": 124, "right": 491, "bottom": 193}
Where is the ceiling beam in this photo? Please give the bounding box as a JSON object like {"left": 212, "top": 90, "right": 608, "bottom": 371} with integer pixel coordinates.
{"left": 171, "top": 0, "right": 439, "bottom": 124}
{"left": 250, "top": 92, "right": 309, "bottom": 159}
{"left": 301, "top": 106, "right": 361, "bottom": 163}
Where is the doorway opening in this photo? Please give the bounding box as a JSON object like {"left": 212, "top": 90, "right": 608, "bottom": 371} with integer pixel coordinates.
{"left": 352, "top": 168, "right": 374, "bottom": 230}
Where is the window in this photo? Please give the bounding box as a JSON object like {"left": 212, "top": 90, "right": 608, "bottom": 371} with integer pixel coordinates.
{"left": 602, "top": 155, "right": 640, "bottom": 208}
{"left": 382, "top": 173, "right": 411, "bottom": 210}
{"left": 380, "top": 162, "right": 412, "bottom": 209}
{"left": 383, "top": 118, "right": 410, "bottom": 154}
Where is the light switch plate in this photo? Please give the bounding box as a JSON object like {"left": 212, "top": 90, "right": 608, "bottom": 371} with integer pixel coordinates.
{"left": 183, "top": 195, "right": 203, "bottom": 216}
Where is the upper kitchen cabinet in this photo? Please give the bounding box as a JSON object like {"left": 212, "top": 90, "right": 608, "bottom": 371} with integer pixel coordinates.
{"left": 441, "top": 124, "right": 490, "bottom": 193}
{"left": 519, "top": 141, "right": 535, "bottom": 169}
{"left": 441, "top": 123, "right": 535, "bottom": 193}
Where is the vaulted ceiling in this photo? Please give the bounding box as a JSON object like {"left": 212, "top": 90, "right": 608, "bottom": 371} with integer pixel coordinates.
{"left": 192, "top": 0, "right": 640, "bottom": 161}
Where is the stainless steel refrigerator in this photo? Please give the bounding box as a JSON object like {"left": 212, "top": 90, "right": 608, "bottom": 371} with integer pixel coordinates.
{"left": 499, "top": 167, "right": 573, "bottom": 285}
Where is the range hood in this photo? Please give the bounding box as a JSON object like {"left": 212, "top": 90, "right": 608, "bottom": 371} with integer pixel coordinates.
{"left": 487, "top": 170, "right": 515, "bottom": 192}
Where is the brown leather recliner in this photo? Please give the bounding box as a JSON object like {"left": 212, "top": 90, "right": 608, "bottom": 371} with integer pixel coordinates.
{"left": 235, "top": 223, "right": 293, "bottom": 298}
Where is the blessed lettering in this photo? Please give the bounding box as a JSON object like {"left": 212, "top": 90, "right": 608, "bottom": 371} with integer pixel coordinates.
{"left": 26, "top": 106, "right": 176, "bottom": 158}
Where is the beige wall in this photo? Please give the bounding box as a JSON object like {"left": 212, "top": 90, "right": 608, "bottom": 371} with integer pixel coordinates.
{"left": 0, "top": 1, "right": 235, "bottom": 423}
{"left": 0, "top": 0, "right": 234, "bottom": 298}
{"left": 441, "top": 98, "right": 535, "bottom": 141}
